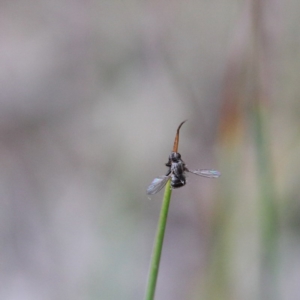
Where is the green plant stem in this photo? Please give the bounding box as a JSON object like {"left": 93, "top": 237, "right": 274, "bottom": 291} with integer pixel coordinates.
{"left": 253, "top": 104, "right": 279, "bottom": 300}
{"left": 145, "top": 180, "right": 172, "bottom": 300}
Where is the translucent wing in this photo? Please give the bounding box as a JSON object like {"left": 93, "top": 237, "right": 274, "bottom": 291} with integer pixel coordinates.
{"left": 187, "top": 168, "right": 221, "bottom": 178}
{"left": 147, "top": 176, "right": 170, "bottom": 195}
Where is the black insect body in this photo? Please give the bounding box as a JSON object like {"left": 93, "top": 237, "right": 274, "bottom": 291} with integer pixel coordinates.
{"left": 147, "top": 121, "right": 221, "bottom": 195}
{"left": 165, "top": 152, "right": 186, "bottom": 189}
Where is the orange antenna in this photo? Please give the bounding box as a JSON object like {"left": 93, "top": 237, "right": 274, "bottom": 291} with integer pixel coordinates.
{"left": 172, "top": 120, "right": 187, "bottom": 152}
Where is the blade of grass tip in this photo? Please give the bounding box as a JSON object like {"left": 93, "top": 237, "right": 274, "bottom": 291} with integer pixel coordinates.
{"left": 145, "top": 179, "right": 172, "bottom": 300}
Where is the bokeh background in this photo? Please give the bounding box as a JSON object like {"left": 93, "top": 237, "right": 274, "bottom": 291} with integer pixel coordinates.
{"left": 0, "top": 0, "right": 300, "bottom": 299}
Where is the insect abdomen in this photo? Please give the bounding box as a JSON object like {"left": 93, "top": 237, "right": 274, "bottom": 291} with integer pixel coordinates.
{"left": 171, "top": 174, "right": 186, "bottom": 188}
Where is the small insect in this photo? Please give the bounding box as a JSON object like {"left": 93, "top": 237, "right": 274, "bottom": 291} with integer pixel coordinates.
{"left": 147, "top": 121, "right": 221, "bottom": 195}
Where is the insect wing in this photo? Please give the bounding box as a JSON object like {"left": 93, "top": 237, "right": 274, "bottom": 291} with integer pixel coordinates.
{"left": 187, "top": 169, "right": 221, "bottom": 178}
{"left": 147, "top": 176, "right": 170, "bottom": 195}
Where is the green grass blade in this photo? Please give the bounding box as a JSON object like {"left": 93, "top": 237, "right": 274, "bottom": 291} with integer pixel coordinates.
{"left": 145, "top": 179, "right": 172, "bottom": 300}
{"left": 252, "top": 104, "right": 279, "bottom": 300}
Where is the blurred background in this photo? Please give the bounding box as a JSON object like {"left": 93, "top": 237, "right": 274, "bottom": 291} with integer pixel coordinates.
{"left": 0, "top": 0, "right": 299, "bottom": 299}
